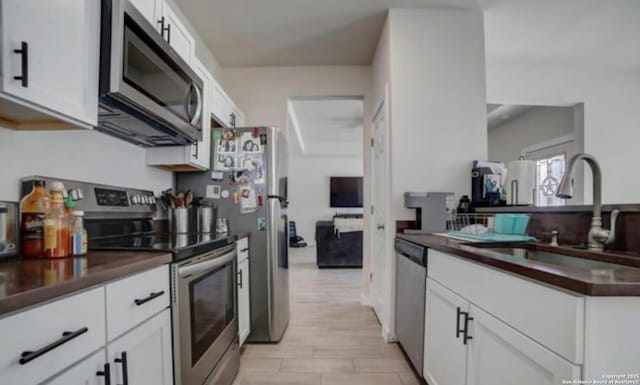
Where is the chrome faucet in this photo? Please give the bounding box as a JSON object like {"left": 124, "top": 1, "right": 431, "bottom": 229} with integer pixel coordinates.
{"left": 556, "top": 153, "right": 619, "bottom": 251}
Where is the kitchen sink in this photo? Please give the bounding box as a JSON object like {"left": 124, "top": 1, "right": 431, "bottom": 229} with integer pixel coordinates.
{"left": 485, "top": 247, "right": 630, "bottom": 270}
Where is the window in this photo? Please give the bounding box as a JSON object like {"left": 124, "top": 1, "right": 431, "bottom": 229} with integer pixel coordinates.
{"left": 536, "top": 154, "right": 566, "bottom": 207}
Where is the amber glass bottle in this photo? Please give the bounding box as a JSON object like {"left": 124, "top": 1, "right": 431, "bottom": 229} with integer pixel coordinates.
{"left": 43, "top": 182, "right": 70, "bottom": 258}
{"left": 20, "top": 180, "right": 50, "bottom": 257}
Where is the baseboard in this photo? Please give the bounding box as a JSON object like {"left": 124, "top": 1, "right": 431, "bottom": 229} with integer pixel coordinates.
{"left": 382, "top": 325, "right": 398, "bottom": 343}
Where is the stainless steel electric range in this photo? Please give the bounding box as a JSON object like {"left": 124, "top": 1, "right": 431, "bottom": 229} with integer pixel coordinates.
{"left": 21, "top": 176, "right": 240, "bottom": 385}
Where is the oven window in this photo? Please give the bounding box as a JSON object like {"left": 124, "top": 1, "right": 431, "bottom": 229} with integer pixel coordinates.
{"left": 189, "top": 262, "right": 234, "bottom": 366}
{"left": 122, "top": 15, "right": 201, "bottom": 127}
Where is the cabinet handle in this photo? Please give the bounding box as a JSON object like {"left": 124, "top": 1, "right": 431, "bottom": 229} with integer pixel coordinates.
{"left": 240, "top": 248, "right": 249, "bottom": 253}
{"left": 115, "top": 352, "right": 129, "bottom": 385}
{"left": 157, "top": 16, "right": 165, "bottom": 37}
{"left": 97, "top": 363, "right": 112, "bottom": 385}
{"left": 19, "top": 327, "right": 88, "bottom": 365}
{"left": 13, "top": 41, "right": 28, "bottom": 87}
{"left": 456, "top": 307, "right": 464, "bottom": 339}
{"left": 230, "top": 113, "right": 236, "bottom": 127}
{"left": 192, "top": 142, "right": 199, "bottom": 159}
{"left": 165, "top": 23, "right": 171, "bottom": 44}
{"left": 463, "top": 314, "right": 474, "bottom": 345}
{"left": 237, "top": 269, "right": 243, "bottom": 288}
{"left": 134, "top": 290, "right": 165, "bottom": 306}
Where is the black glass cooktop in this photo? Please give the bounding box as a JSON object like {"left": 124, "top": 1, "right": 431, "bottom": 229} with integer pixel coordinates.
{"left": 89, "top": 232, "right": 237, "bottom": 261}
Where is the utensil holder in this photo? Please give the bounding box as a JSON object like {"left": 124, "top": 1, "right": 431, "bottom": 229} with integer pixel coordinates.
{"left": 169, "top": 208, "right": 189, "bottom": 233}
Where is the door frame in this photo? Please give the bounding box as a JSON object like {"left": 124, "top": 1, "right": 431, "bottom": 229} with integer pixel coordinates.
{"left": 369, "top": 83, "right": 394, "bottom": 341}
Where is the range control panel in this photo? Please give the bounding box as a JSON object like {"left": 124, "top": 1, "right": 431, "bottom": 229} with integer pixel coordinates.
{"left": 21, "top": 176, "right": 157, "bottom": 218}
{"left": 95, "top": 188, "right": 130, "bottom": 207}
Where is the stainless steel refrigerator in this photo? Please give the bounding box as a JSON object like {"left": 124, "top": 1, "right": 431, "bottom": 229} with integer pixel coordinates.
{"left": 177, "top": 126, "right": 290, "bottom": 342}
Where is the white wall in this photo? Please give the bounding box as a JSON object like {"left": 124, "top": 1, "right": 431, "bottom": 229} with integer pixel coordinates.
{"left": 369, "top": 7, "right": 487, "bottom": 340}
{"left": 288, "top": 152, "right": 363, "bottom": 244}
{"left": 487, "top": 64, "right": 640, "bottom": 204}
{"left": 0, "top": 128, "right": 173, "bottom": 201}
{"left": 388, "top": 8, "right": 488, "bottom": 220}
{"left": 488, "top": 106, "right": 575, "bottom": 163}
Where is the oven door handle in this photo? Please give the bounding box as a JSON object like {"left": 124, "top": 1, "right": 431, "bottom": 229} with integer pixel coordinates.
{"left": 178, "top": 251, "right": 236, "bottom": 277}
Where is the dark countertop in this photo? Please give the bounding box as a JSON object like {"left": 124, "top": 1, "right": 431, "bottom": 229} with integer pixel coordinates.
{"left": 397, "top": 233, "right": 640, "bottom": 296}
{"left": 0, "top": 251, "right": 172, "bottom": 317}
{"left": 474, "top": 203, "right": 640, "bottom": 213}
{"left": 232, "top": 232, "right": 250, "bottom": 240}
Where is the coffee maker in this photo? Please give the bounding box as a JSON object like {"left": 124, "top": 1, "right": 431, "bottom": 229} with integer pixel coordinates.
{"left": 403, "top": 192, "right": 452, "bottom": 234}
{"left": 471, "top": 161, "right": 507, "bottom": 207}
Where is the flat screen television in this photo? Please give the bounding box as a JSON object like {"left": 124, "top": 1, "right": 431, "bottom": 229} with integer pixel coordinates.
{"left": 330, "top": 177, "right": 363, "bottom": 208}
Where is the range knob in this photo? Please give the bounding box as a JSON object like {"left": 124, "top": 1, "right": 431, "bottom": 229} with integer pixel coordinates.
{"left": 131, "top": 195, "right": 141, "bottom": 205}
{"left": 149, "top": 196, "right": 156, "bottom": 205}
{"left": 141, "top": 196, "right": 148, "bottom": 205}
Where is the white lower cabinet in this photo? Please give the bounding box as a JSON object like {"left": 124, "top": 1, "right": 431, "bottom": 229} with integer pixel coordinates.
{"left": 466, "top": 304, "right": 580, "bottom": 385}
{"left": 107, "top": 309, "right": 174, "bottom": 385}
{"left": 238, "top": 258, "right": 251, "bottom": 346}
{"left": 423, "top": 279, "right": 468, "bottom": 385}
{"left": 424, "top": 278, "right": 580, "bottom": 385}
{"left": 0, "top": 265, "right": 173, "bottom": 385}
{"left": 237, "top": 237, "right": 251, "bottom": 346}
{"left": 45, "top": 350, "right": 107, "bottom": 385}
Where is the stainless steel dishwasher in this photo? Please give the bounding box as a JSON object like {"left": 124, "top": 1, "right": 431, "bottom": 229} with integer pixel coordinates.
{"left": 394, "top": 238, "right": 428, "bottom": 375}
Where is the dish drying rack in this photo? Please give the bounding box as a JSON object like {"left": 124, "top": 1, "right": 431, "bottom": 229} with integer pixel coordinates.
{"left": 447, "top": 212, "right": 496, "bottom": 235}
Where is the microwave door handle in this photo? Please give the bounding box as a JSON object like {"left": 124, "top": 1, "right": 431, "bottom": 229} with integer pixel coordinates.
{"left": 190, "top": 82, "right": 203, "bottom": 125}
{"left": 184, "top": 83, "right": 194, "bottom": 122}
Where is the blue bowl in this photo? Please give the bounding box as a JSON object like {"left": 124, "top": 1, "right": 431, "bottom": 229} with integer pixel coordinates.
{"left": 495, "top": 214, "right": 530, "bottom": 235}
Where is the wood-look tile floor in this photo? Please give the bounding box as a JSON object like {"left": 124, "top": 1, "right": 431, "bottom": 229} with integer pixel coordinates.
{"left": 232, "top": 247, "right": 421, "bottom": 385}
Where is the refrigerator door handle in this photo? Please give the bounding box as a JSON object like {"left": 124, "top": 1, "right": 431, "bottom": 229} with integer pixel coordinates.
{"left": 267, "top": 195, "right": 289, "bottom": 207}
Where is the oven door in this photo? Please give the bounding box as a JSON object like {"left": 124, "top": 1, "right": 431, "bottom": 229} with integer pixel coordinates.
{"left": 102, "top": 0, "right": 203, "bottom": 140}
{"left": 175, "top": 246, "right": 237, "bottom": 385}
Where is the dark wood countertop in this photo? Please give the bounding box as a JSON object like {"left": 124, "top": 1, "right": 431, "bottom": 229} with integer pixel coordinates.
{"left": 232, "top": 232, "right": 250, "bottom": 240}
{"left": 397, "top": 233, "right": 640, "bottom": 296}
{"left": 0, "top": 251, "right": 172, "bottom": 317}
{"left": 474, "top": 203, "right": 640, "bottom": 213}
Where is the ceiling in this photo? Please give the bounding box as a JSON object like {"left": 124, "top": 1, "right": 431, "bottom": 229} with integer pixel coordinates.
{"left": 175, "top": 0, "right": 640, "bottom": 70}
{"left": 288, "top": 98, "right": 364, "bottom": 156}
{"left": 487, "top": 104, "right": 533, "bottom": 130}
{"left": 174, "top": 0, "right": 478, "bottom": 67}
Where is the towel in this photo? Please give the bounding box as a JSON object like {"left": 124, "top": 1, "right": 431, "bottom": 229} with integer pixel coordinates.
{"left": 334, "top": 217, "right": 363, "bottom": 239}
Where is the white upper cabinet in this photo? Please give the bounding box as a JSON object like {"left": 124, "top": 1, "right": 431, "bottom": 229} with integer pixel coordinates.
{"left": 129, "top": 0, "right": 194, "bottom": 65}
{"left": 0, "top": 0, "right": 99, "bottom": 129}
{"left": 129, "top": 0, "right": 162, "bottom": 25}
{"left": 232, "top": 104, "right": 246, "bottom": 128}
{"left": 211, "top": 76, "right": 245, "bottom": 128}
{"left": 146, "top": 57, "right": 213, "bottom": 171}
{"left": 211, "top": 76, "right": 234, "bottom": 127}
{"left": 159, "top": 2, "right": 195, "bottom": 64}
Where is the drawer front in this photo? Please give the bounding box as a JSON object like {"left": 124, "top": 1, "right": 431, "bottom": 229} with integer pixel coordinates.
{"left": 428, "top": 250, "right": 584, "bottom": 364}
{"left": 0, "top": 287, "right": 106, "bottom": 385}
{"left": 106, "top": 265, "right": 170, "bottom": 341}
{"left": 236, "top": 237, "right": 249, "bottom": 262}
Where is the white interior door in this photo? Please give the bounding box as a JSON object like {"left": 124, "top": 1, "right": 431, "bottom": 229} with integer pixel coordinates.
{"left": 371, "top": 101, "right": 387, "bottom": 323}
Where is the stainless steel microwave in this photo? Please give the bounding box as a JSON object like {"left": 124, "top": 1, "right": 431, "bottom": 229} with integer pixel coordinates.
{"left": 98, "top": 0, "right": 203, "bottom": 147}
